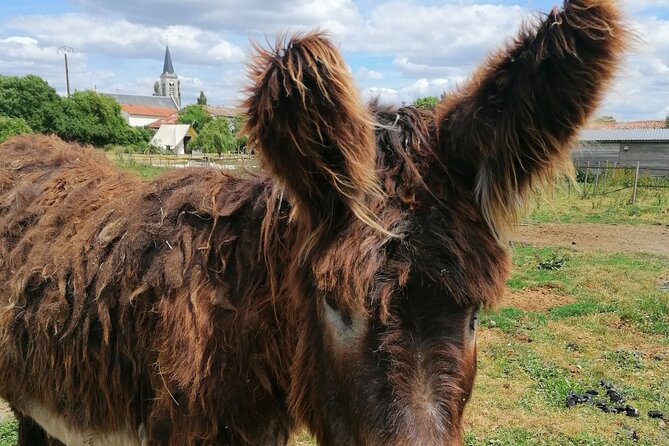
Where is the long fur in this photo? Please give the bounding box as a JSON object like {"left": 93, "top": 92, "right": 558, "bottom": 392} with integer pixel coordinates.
{"left": 0, "top": 1, "right": 626, "bottom": 445}
{"left": 437, "top": 0, "right": 626, "bottom": 240}
{"left": 242, "top": 32, "right": 387, "bottom": 261}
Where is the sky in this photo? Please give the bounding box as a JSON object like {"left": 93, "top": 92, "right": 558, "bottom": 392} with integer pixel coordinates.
{"left": 1, "top": 0, "right": 669, "bottom": 121}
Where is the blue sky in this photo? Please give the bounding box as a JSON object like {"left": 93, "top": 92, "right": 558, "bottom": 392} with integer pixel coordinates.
{"left": 2, "top": 1, "right": 669, "bottom": 120}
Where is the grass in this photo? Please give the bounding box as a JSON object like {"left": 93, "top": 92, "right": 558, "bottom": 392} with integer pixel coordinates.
{"left": 0, "top": 419, "right": 17, "bottom": 446}
{"left": 116, "top": 161, "right": 172, "bottom": 180}
{"left": 522, "top": 183, "right": 669, "bottom": 226}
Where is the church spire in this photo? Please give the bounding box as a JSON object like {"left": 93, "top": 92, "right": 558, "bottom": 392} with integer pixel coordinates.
{"left": 162, "top": 45, "right": 175, "bottom": 75}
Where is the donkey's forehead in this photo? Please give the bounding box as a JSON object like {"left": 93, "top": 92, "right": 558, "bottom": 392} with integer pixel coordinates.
{"left": 312, "top": 217, "right": 510, "bottom": 312}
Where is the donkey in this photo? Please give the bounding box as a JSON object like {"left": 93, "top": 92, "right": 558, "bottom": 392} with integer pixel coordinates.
{"left": 0, "top": 0, "right": 624, "bottom": 444}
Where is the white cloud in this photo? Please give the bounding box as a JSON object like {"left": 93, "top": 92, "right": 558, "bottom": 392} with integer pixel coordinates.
{"left": 70, "top": 0, "right": 363, "bottom": 34}
{"left": 357, "top": 67, "right": 384, "bottom": 80}
{"left": 364, "top": 78, "right": 458, "bottom": 105}
{"left": 6, "top": 14, "right": 244, "bottom": 66}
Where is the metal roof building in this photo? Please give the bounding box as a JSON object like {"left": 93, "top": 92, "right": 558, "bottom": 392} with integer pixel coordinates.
{"left": 575, "top": 129, "right": 669, "bottom": 176}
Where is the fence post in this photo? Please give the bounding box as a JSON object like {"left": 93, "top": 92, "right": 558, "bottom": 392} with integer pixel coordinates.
{"left": 632, "top": 161, "right": 640, "bottom": 205}
{"left": 594, "top": 161, "right": 601, "bottom": 194}
{"left": 583, "top": 162, "right": 590, "bottom": 197}
{"left": 604, "top": 160, "right": 609, "bottom": 189}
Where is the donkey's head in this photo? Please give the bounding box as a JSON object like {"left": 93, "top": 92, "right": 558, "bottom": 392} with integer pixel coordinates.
{"left": 243, "top": 1, "right": 624, "bottom": 444}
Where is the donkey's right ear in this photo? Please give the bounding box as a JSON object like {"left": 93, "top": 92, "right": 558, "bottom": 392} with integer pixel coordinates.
{"left": 241, "top": 32, "right": 380, "bottom": 234}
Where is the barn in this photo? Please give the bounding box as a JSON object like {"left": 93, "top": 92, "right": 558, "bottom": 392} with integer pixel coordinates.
{"left": 574, "top": 129, "right": 669, "bottom": 176}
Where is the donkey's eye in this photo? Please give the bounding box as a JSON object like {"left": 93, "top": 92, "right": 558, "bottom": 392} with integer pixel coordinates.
{"left": 470, "top": 310, "right": 479, "bottom": 332}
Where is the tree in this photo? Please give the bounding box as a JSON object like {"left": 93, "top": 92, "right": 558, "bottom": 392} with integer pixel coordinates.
{"left": 178, "top": 104, "right": 212, "bottom": 132}
{"left": 0, "top": 116, "right": 32, "bottom": 143}
{"left": 232, "top": 115, "right": 248, "bottom": 152}
{"left": 189, "top": 118, "right": 236, "bottom": 156}
{"left": 57, "top": 91, "right": 151, "bottom": 147}
{"left": 665, "top": 115, "right": 669, "bottom": 129}
{"left": 153, "top": 81, "right": 160, "bottom": 95}
{"left": 197, "top": 91, "right": 208, "bottom": 106}
{"left": 0, "top": 75, "right": 151, "bottom": 147}
{"left": 0, "top": 75, "right": 64, "bottom": 133}
{"left": 413, "top": 96, "right": 439, "bottom": 110}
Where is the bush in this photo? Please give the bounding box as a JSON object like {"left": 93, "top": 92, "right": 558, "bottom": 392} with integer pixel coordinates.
{"left": 0, "top": 116, "right": 32, "bottom": 143}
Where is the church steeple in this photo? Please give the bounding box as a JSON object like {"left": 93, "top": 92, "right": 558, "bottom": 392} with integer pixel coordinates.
{"left": 162, "top": 45, "right": 175, "bottom": 75}
{"left": 158, "top": 45, "right": 180, "bottom": 108}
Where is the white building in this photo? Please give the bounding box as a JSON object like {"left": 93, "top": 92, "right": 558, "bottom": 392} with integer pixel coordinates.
{"left": 105, "top": 45, "right": 181, "bottom": 127}
{"left": 150, "top": 124, "right": 195, "bottom": 155}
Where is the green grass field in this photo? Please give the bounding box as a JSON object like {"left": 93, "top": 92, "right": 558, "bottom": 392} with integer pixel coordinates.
{"left": 1, "top": 164, "right": 667, "bottom": 445}
{"left": 523, "top": 183, "right": 669, "bottom": 226}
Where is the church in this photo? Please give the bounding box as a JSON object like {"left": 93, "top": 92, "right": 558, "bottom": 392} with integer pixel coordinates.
{"left": 105, "top": 46, "right": 181, "bottom": 127}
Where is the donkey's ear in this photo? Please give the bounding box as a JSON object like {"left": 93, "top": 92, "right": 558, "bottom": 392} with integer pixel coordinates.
{"left": 242, "top": 32, "right": 380, "bottom": 234}
{"left": 437, "top": 0, "right": 626, "bottom": 238}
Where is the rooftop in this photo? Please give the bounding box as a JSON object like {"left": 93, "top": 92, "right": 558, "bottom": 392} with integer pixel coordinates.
{"left": 120, "top": 105, "right": 177, "bottom": 118}
{"left": 587, "top": 120, "right": 666, "bottom": 130}
{"left": 579, "top": 129, "right": 669, "bottom": 142}
{"left": 205, "top": 105, "right": 242, "bottom": 117}
{"left": 163, "top": 45, "right": 175, "bottom": 75}
{"left": 105, "top": 93, "right": 179, "bottom": 111}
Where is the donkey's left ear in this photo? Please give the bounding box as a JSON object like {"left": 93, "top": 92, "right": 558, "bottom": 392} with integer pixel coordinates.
{"left": 242, "top": 32, "right": 380, "bottom": 235}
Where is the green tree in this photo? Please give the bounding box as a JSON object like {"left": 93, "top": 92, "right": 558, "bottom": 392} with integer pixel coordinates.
{"left": 196, "top": 91, "right": 208, "bottom": 105}
{"left": 413, "top": 96, "right": 439, "bottom": 110}
{"left": 0, "top": 116, "right": 32, "bottom": 143}
{"left": 232, "top": 115, "right": 248, "bottom": 152}
{"left": 595, "top": 116, "right": 616, "bottom": 124}
{"left": 190, "top": 118, "right": 236, "bottom": 156}
{"left": 153, "top": 81, "right": 160, "bottom": 95}
{"left": 0, "top": 75, "right": 64, "bottom": 133}
{"left": 178, "top": 104, "right": 212, "bottom": 132}
{"left": 57, "top": 91, "right": 151, "bottom": 147}
{"left": 665, "top": 115, "right": 669, "bottom": 128}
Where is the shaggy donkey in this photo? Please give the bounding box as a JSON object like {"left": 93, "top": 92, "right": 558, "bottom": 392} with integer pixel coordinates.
{"left": 0, "top": 0, "right": 624, "bottom": 444}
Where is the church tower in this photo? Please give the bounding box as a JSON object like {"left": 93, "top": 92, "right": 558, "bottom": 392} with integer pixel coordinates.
{"left": 158, "top": 45, "right": 181, "bottom": 108}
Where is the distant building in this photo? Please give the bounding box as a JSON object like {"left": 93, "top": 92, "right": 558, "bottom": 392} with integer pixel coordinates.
{"left": 587, "top": 120, "right": 666, "bottom": 130}
{"left": 150, "top": 124, "right": 196, "bottom": 155}
{"left": 575, "top": 129, "right": 669, "bottom": 176}
{"left": 105, "top": 45, "right": 181, "bottom": 127}
{"left": 106, "top": 93, "right": 178, "bottom": 127}
{"left": 157, "top": 46, "right": 181, "bottom": 108}
{"left": 204, "top": 106, "right": 241, "bottom": 119}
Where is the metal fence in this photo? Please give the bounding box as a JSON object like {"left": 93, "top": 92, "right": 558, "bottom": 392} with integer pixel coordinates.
{"left": 574, "top": 161, "right": 669, "bottom": 204}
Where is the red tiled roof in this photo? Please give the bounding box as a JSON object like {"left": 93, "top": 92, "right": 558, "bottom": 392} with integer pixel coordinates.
{"left": 121, "top": 105, "right": 176, "bottom": 118}
{"left": 148, "top": 111, "right": 180, "bottom": 129}
{"left": 588, "top": 120, "right": 666, "bottom": 130}
{"left": 204, "top": 105, "right": 241, "bottom": 117}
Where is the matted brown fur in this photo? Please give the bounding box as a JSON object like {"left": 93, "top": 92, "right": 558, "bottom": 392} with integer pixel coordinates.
{"left": 0, "top": 1, "right": 625, "bottom": 445}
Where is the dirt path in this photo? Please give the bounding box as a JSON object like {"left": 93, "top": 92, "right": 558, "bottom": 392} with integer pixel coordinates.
{"left": 513, "top": 223, "right": 669, "bottom": 257}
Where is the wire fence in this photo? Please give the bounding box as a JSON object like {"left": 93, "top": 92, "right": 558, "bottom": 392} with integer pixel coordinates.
{"left": 109, "top": 152, "right": 260, "bottom": 171}
{"left": 111, "top": 153, "right": 669, "bottom": 205}
{"left": 573, "top": 162, "right": 669, "bottom": 204}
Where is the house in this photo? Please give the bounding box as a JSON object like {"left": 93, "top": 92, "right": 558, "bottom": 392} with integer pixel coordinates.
{"left": 587, "top": 120, "right": 666, "bottom": 130}
{"left": 106, "top": 93, "right": 178, "bottom": 127}
{"left": 150, "top": 124, "right": 196, "bottom": 155}
{"left": 105, "top": 45, "right": 181, "bottom": 127}
{"left": 204, "top": 106, "right": 241, "bottom": 119}
{"left": 575, "top": 129, "right": 669, "bottom": 176}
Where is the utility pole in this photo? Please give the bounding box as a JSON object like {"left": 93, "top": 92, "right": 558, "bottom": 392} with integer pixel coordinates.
{"left": 57, "top": 46, "right": 74, "bottom": 97}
